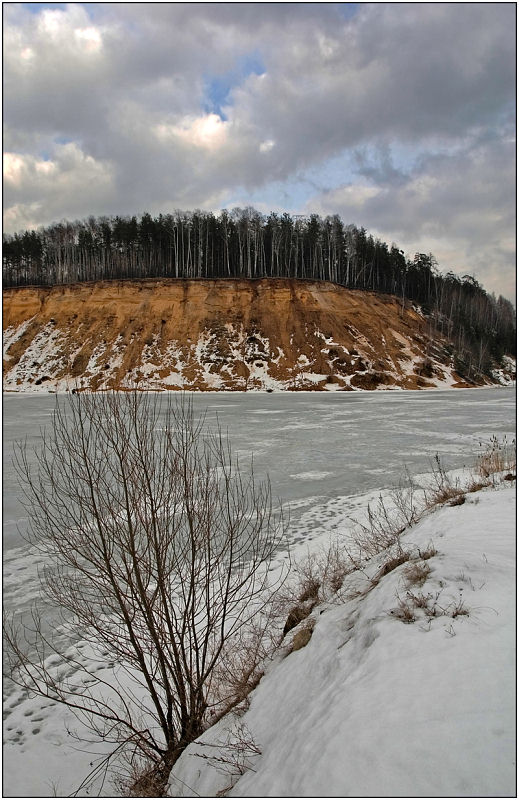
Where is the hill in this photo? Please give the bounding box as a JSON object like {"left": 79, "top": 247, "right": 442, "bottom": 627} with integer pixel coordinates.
{"left": 2, "top": 278, "right": 515, "bottom": 392}
{"left": 3, "top": 209, "right": 516, "bottom": 385}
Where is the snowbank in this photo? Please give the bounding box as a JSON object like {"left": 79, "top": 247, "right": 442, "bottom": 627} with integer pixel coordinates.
{"left": 3, "top": 475, "right": 515, "bottom": 797}
{"left": 169, "top": 483, "right": 516, "bottom": 798}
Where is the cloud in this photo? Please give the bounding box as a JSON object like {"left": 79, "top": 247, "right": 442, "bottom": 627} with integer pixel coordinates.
{"left": 309, "top": 133, "right": 516, "bottom": 299}
{"left": 4, "top": 142, "right": 115, "bottom": 229}
{"left": 3, "top": 2, "right": 515, "bottom": 297}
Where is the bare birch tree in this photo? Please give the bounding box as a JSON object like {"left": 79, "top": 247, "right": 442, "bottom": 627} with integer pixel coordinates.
{"left": 4, "top": 392, "right": 286, "bottom": 795}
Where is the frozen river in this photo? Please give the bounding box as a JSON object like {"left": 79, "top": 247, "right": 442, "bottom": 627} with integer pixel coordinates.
{"left": 4, "top": 387, "right": 515, "bottom": 555}
{"left": 3, "top": 386, "right": 515, "bottom": 664}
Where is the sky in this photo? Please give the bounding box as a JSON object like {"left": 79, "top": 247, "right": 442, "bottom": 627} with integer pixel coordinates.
{"left": 3, "top": 2, "right": 516, "bottom": 299}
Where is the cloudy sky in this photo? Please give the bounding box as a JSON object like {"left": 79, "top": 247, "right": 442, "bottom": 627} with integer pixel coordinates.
{"left": 3, "top": 2, "right": 516, "bottom": 298}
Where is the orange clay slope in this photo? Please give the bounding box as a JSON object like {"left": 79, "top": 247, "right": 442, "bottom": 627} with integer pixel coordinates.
{"left": 1, "top": 277, "right": 504, "bottom": 392}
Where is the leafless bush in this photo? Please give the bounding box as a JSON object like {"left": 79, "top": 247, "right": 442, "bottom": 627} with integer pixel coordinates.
{"left": 210, "top": 613, "right": 281, "bottom": 721}
{"left": 423, "top": 453, "right": 464, "bottom": 507}
{"left": 4, "top": 392, "right": 287, "bottom": 795}
{"left": 477, "top": 435, "right": 516, "bottom": 477}
{"left": 294, "top": 541, "right": 350, "bottom": 600}
{"left": 276, "top": 540, "right": 351, "bottom": 638}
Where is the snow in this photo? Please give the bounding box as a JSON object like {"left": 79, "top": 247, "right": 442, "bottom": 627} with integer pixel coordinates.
{"left": 2, "top": 391, "right": 515, "bottom": 797}
{"left": 3, "top": 317, "right": 34, "bottom": 360}
{"left": 491, "top": 355, "right": 517, "bottom": 387}
{"left": 290, "top": 471, "right": 333, "bottom": 481}
{"left": 3, "top": 316, "right": 515, "bottom": 393}
{"left": 3, "top": 475, "right": 516, "bottom": 797}
{"left": 169, "top": 481, "right": 516, "bottom": 798}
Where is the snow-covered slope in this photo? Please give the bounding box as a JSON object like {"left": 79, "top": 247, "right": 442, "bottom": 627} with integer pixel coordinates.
{"left": 169, "top": 482, "right": 516, "bottom": 798}
{"left": 2, "top": 471, "right": 515, "bottom": 797}
{"left": 4, "top": 278, "right": 513, "bottom": 392}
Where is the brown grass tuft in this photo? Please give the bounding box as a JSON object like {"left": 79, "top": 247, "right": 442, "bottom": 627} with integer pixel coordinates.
{"left": 403, "top": 560, "right": 431, "bottom": 587}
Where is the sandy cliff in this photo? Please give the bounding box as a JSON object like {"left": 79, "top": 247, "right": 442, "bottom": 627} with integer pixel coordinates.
{"left": 2, "top": 278, "right": 506, "bottom": 392}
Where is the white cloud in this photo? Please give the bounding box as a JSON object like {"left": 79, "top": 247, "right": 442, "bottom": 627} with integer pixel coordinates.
{"left": 259, "top": 140, "right": 275, "bottom": 154}
{"left": 155, "top": 114, "right": 229, "bottom": 151}
{"left": 2, "top": 2, "right": 515, "bottom": 297}
{"left": 4, "top": 143, "right": 115, "bottom": 231}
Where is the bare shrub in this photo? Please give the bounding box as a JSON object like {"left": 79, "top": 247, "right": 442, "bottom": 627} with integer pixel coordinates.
{"left": 477, "top": 435, "right": 516, "bottom": 478}
{"left": 4, "top": 392, "right": 287, "bottom": 795}
{"left": 210, "top": 614, "right": 281, "bottom": 721}
{"left": 279, "top": 539, "right": 351, "bottom": 621}
{"left": 424, "top": 454, "right": 464, "bottom": 507}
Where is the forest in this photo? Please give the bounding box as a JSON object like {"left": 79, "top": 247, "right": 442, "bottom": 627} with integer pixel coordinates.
{"left": 3, "top": 207, "right": 516, "bottom": 379}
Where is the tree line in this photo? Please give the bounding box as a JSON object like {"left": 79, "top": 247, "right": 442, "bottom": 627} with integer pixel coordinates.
{"left": 3, "top": 207, "right": 515, "bottom": 378}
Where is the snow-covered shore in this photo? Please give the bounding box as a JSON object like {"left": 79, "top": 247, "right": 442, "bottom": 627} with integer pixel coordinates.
{"left": 3, "top": 472, "right": 515, "bottom": 797}
{"left": 168, "top": 480, "right": 516, "bottom": 798}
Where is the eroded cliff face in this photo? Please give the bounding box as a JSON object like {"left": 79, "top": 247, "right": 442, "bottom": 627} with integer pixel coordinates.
{"left": 2, "top": 278, "right": 498, "bottom": 392}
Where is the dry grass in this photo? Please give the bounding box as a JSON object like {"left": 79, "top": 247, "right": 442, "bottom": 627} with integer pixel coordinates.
{"left": 282, "top": 442, "right": 508, "bottom": 649}
{"left": 417, "top": 543, "right": 438, "bottom": 560}
{"left": 389, "top": 597, "right": 416, "bottom": 623}
{"left": 403, "top": 560, "right": 431, "bottom": 587}
{"left": 476, "top": 435, "right": 516, "bottom": 478}
{"left": 448, "top": 595, "right": 470, "bottom": 618}
{"left": 448, "top": 494, "right": 466, "bottom": 507}
{"left": 405, "top": 590, "right": 432, "bottom": 609}
{"left": 466, "top": 478, "right": 490, "bottom": 493}
{"left": 423, "top": 454, "right": 466, "bottom": 508}
{"left": 371, "top": 551, "right": 411, "bottom": 587}
{"left": 390, "top": 585, "right": 471, "bottom": 626}
{"left": 281, "top": 540, "right": 351, "bottom": 614}
{"left": 291, "top": 621, "right": 315, "bottom": 652}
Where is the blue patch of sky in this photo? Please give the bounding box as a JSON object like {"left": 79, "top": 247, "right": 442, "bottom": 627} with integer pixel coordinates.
{"left": 22, "top": 2, "right": 99, "bottom": 20}
{"left": 336, "top": 3, "right": 360, "bottom": 20}
{"left": 222, "top": 138, "right": 432, "bottom": 216}
{"left": 203, "top": 51, "right": 265, "bottom": 120}
{"left": 23, "top": 2, "right": 68, "bottom": 13}
{"left": 39, "top": 136, "right": 74, "bottom": 161}
{"left": 222, "top": 143, "right": 422, "bottom": 216}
